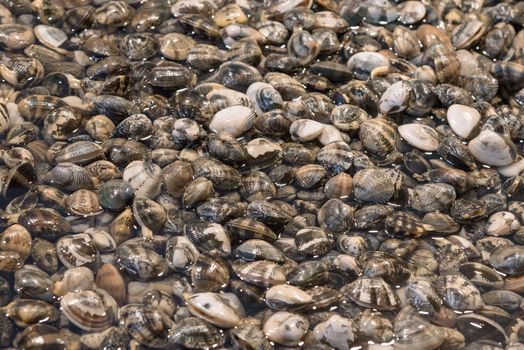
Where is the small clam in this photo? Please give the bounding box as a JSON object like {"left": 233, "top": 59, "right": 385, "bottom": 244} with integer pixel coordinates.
{"left": 192, "top": 156, "right": 241, "bottom": 191}
{"left": 232, "top": 260, "right": 287, "bottom": 287}
{"left": 409, "top": 183, "right": 456, "bottom": 212}
{"left": 468, "top": 130, "right": 517, "bottom": 166}
{"left": 165, "top": 236, "right": 199, "bottom": 272}
{"left": 168, "top": 317, "right": 225, "bottom": 349}
{"left": 184, "top": 292, "right": 242, "bottom": 328}
{"left": 353, "top": 168, "right": 406, "bottom": 204}
{"left": 56, "top": 233, "right": 101, "bottom": 269}
{"left": 61, "top": 289, "right": 117, "bottom": 331}
{"left": 120, "top": 304, "right": 170, "bottom": 348}
{"left": 30, "top": 238, "right": 58, "bottom": 274}
{"left": 234, "top": 239, "right": 285, "bottom": 263}
{"left": 398, "top": 123, "right": 440, "bottom": 152}
{"left": 18, "top": 208, "right": 71, "bottom": 241}
{"left": 295, "top": 227, "right": 332, "bottom": 256}
{"left": 263, "top": 311, "right": 309, "bottom": 346}
{"left": 265, "top": 284, "right": 313, "bottom": 310}
{"left": 191, "top": 255, "right": 230, "bottom": 293}
{"left": 359, "top": 118, "right": 398, "bottom": 158}
{"left": 456, "top": 313, "right": 507, "bottom": 345}
{"left": 209, "top": 105, "right": 255, "bottom": 138}
{"left": 435, "top": 273, "right": 484, "bottom": 311}
{"left": 486, "top": 211, "right": 520, "bottom": 236}
{"left": 184, "top": 219, "right": 231, "bottom": 257}
{"left": 2, "top": 299, "right": 58, "bottom": 327}
{"left": 122, "top": 161, "right": 162, "bottom": 199}
{"left": 343, "top": 276, "right": 399, "bottom": 311}
{"left": 116, "top": 243, "right": 169, "bottom": 281}
{"left": 490, "top": 245, "right": 524, "bottom": 276}
{"left": 313, "top": 315, "right": 355, "bottom": 350}
{"left": 65, "top": 189, "right": 102, "bottom": 217}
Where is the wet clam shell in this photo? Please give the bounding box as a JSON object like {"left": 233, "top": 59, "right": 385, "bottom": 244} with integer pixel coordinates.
{"left": 184, "top": 292, "right": 242, "bottom": 328}
{"left": 490, "top": 245, "right": 524, "bottom": 276}
{"left": 447, "top": 104, "right": 481, "bottom": 139}
{"left": 313, "top": 315, "right": 355, "bottom": 350}
{"left": 56, "top": 233, "right": 101, "bottom": 269}
{"left": 122, "top": 161, "right": 162, "bottom": 199}
{"left": 18, "top": 208, "right": 71, "bottom": 241}
{"left": 295, "top": 227, "right": 332, "bottom": 256}
{"left": 55, "top": 141, "right": 104, "bottom": 165}
{"left": 359, "top": 118, "right": 398, "bottom": 158}
{"left": 165, "top": 236, "right": 200, "bottom": 272}
{"left": 184, "top": 219, "right": 231, "bottom": 257}
{"left": 398, "top": 123, "right": 440, "bottom": 152}
{"left": 0, "top": 224, "right": 32, "bottom": 260}
{"left": 232, "top": 260, "right": 287, "bottom": 287}
{"left": 410, "top": 183, "right": 456, "bottom": 212}
{"left": 168, "top": 317, "right": 225, "bottom": 349}
{"left": 120, "top": 304, "right": 170, "bottom": 348}
{"left": 353, "top": 168, "right": 406, "bottom": 204}
{"left": 343, "top": 276, "right": 399, "bottom": 311}
{"left": 234, "top": 239, "right": 285, "bottom": 263}
{"left": 468, "top": 130, "right": 517, "bottom": 166}
{"left": 263, "top": 311, "right": 309, "bottom": 346}
{"left": 436, "top": 273, "right": 484, "bottom": 311}
{"left": 116, "top": 243, "right": 169, "bottom": 281}
{"left": 456, "top": 313, "right": 508, "bottom": 345}
{"left": 65, "top": 189, "right": 102, "bottom": 217}
{"left": 60, "top": 289, "right": 118, "bottom": 331}
{"left": 265, "top": 284, "right": 313, "bottom": 310}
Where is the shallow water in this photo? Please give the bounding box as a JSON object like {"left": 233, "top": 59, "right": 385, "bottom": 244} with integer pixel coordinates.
{"left": 0, "top": 0, "right": 524, "bottom": 349}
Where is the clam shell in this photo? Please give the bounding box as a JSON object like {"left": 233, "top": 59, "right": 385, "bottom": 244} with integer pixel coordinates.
{"left": 56, "top": 233, "right": 101, "bottom": 269}
{"left": 398, "top": 123, "right": 440, "bottom": 151}
{"left": 116, "top": 243, "right": 169, "bottom": 281}
{"left": 60, "top": 289, "right": 118, "bottom": 331}
{"left": 184, "top": 219, "right": 231, "bottom": 257}
{"left": 265, "top": 284, "right": 313, "bottom": 310}
{"left": 313, "top": 315, "right": 355, "bottom": 350}
{"left": 184, "top": 292, "right": 241, "bottom": 328}
{"left": 168, "top": 317, "right": 225, "bottom": 349}
{"left": 122, "top": 161, "right": 162, "bottom": 199}
{"left": 468, "top": 130, "right": 517, "bottom": 166}
{"left": 65, "top": 189, "right": 102, "bottom": 216}
{"left": 343, "top": 276, "right": 399, "bottom": 310}
{"left": 120, "top": 304, "right": 170, "bottom": 348}
{"left": 232, "top": 260, "right": 287, "bottom": 287}
{"left": 263, "top": 311, "right": 309, "bottom": 346}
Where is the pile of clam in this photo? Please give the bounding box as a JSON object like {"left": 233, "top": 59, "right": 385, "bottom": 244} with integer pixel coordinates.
{"left": 1, "top": 0, "right": 524, "bottom": 348}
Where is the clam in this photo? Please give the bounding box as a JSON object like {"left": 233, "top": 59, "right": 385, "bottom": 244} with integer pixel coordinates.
{"left": 265, "top": 284, "right": 313, "bottom": 310}
{"left": 65, "top": 189, "right": 102, "bottom": 217}
{"left": 122, "top": 161, "right": 162, "bottom": 199}
{"left": 234, "top": 239, "right": 285, "bottom": 263}
{"left": 184, "top": 219, "right": 231, "bottom": 257}
{"left": 232, "top": 260, "right": 287, "bottom": 287}
{"left": 116, "top": 243, "right": 169, "bottom": 281}
{"left": 343, "top": 276, "right": 399, "bottom": 310}
{"left": 56, "top": 233, "right": 101, "bottom": 269}
{"left": 120, "top": 304, "right": 170, "bottom": 348}
{"left": 353, "top": 168, "right": 406, "bottom": 204}
{"left": 61, "top": 289, "right": 117, "bottom": 331}
{"left": 168, "top": 317, "right": 225, "bottom": 349}
{"left": 263, "top": 311, "right": 309, "bottom": 346}
{"left": 184, "top": 292, "right": 242, "bottom": 328}
{"left": 165, "top": 236, "right": 200, "bottom": 272}
{"left": 435, "top": 273, "right": 484, "bottom": 311}
{"left": 359, "top": 118, "right": 398, "bottom": 158}
{"left": 313, "top": 315, "right": 355, "bottom": 350}
{"left": 398, "top": 124, "right": 440, "bottom": 152}
{"left": 468, "top": 130, "right": 517, "bottom": 166}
